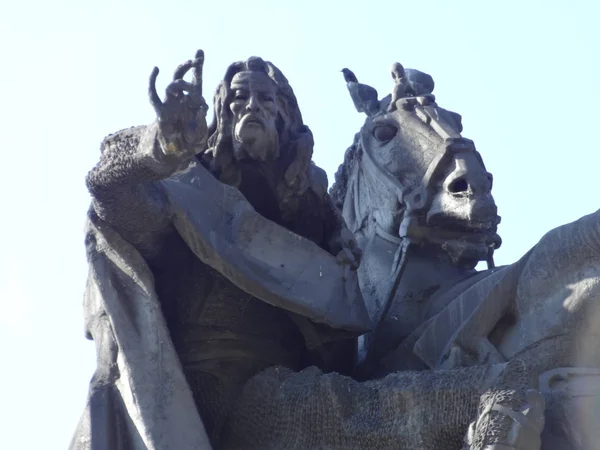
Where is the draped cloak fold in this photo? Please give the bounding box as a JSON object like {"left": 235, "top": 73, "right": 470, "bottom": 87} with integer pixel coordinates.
{"left": 70, "top": 161, "right": 372, "bottom": 450}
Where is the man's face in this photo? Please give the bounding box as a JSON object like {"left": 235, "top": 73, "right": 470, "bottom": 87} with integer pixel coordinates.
{"left": 229, "top": 71, "right": 280, "bottom": 161}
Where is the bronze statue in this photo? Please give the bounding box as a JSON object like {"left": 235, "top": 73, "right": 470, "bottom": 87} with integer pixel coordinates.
{"left": 72, "top": 49, "right": 600, "bottom": 449}
{"left": 72, "top": 50, "right": 371, "bottom": 449}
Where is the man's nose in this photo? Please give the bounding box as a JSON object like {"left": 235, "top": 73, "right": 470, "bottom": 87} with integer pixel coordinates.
{"left": 245, "top": 95, "right": 260, "bottom": 113}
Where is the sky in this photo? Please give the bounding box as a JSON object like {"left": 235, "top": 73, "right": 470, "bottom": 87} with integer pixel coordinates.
{"left": 0, "top": 0, "right": 598, "bottom": 448}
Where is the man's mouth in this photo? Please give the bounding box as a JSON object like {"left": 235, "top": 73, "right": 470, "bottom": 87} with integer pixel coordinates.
{"left": 241, "top": 115, "right": 263, "bottom": 127}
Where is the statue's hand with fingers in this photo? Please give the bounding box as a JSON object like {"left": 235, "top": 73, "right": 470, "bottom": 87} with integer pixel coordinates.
{"left": 149, "top": 49, "right": 209, "bottom": 160}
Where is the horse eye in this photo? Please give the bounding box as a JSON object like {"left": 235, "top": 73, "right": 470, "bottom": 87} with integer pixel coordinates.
{"left": 373, "top": 125, "right": 398, "bottom": 143}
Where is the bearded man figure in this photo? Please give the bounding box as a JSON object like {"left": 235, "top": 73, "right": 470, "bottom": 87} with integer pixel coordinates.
{"left": 205, "top": 56, "right": 349, "bottom": 248}
{"left": 71, "top": 50, "right": 543, "bottom": 450}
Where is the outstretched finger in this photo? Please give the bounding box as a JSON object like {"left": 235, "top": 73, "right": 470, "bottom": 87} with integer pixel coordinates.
{"left": 192, "top": 49, "right": 204, "bottom": 94}
{"left": 148, "top": 67, "right": 163, "bottom": 115}
{"left": 173, "top": 59, "right": 193, "bottom": 81}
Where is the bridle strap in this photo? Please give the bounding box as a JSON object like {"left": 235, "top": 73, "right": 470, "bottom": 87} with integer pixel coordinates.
{"left": 360, "top": 127, "right": 477, "bottom": 218}
{"left": 358, "top": 104, "right": 496, "bottom": 347}
{"left": 374, "top": 223, "right": 403, "bottom": 245}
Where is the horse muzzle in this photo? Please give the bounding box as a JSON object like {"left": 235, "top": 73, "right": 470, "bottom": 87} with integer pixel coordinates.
{"left": 403, "top": 192, "right": 502, "bottom": 266}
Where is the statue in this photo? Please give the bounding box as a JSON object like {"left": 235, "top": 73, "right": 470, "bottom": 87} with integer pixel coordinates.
{"left": 72, "top": 49, "right": 565, "bottom": 450}
{"left": 71, "top": 50, "right": 373, "bottom": 450}
{"left": 331, "top": 62, "right": 600, "bottom": 448}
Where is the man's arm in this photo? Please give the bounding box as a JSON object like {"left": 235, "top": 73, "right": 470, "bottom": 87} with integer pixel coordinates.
{"left": 86, "top": 51, "right": 209, "bottom": 255}
{"left": 86, "top": 124, "right": 178, "bottom": 253}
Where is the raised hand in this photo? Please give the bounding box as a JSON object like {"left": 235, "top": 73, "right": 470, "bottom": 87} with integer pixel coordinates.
{"left": 149, "top": 49, "right": 209, "bottom": 157}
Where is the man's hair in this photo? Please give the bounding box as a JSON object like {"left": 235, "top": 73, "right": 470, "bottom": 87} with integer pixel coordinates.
{"left": 205, "top": 57, "right": 317, "bottom": 213}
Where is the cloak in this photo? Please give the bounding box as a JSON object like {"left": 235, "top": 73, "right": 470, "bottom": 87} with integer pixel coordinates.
{"left": 70, "top": 161, "right": 371, "bottom": 450}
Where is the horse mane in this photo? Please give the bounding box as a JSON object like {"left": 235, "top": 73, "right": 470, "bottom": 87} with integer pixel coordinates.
{"left": 329, "top": 132, "right": 362, "bottom": 211}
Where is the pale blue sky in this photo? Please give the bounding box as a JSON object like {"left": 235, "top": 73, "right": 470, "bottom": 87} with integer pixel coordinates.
{"left": 0, "top": 1, "right": 598, "bottom": 448}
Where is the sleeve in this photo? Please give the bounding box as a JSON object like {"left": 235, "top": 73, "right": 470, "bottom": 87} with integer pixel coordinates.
{"left": 86, "top": 123, "right": 190, "bottom": 256}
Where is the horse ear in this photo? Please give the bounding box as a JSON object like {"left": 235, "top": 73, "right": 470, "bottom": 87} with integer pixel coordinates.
{"left": 342, "top": 69, "right": 380, "bottom": 116}
{"left": 347, "top": 83, "right": 380, "bottom": 116}
{"left": 448, "top": 111, "right": 463, "bottom": 133}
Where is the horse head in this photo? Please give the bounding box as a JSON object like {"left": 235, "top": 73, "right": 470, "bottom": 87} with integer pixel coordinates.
{"left": 331, "top": 64, "right": 501, "bottom": 269}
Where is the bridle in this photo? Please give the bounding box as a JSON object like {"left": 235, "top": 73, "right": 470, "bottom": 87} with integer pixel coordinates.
{"left": 361, "top": 96, "right": 497, "bottom": 262}
{"left": 357, "top": 97, "right": 497, "bottom": 358}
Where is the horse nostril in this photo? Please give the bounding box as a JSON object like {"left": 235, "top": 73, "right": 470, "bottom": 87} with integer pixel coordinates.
{"left": 448, "top": 177, "right": 469, "bottom": 193}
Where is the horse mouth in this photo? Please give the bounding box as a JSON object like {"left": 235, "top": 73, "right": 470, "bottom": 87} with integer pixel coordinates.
{"left": 402, "top": 215, "right": 502, "bottom": 267}
{"left": 419, "top": 216, "right": 502, "bottom": 249}
{"left": 427, "top": 212, "right": 499, "bottom": 231}
{"left": 440, "top": 219, "right": 498, "bottom": 234}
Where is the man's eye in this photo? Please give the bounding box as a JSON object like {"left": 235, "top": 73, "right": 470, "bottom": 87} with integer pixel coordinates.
{"left": 234, "top": 91, "right": 248, "bottom": 101}
{"left": 258, "top": 94, "right": 275, "bottom": 102}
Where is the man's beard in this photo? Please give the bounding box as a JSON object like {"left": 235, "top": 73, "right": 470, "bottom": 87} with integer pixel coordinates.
{"left": 233, "top": 125, "right": 280, "bottom": 162}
